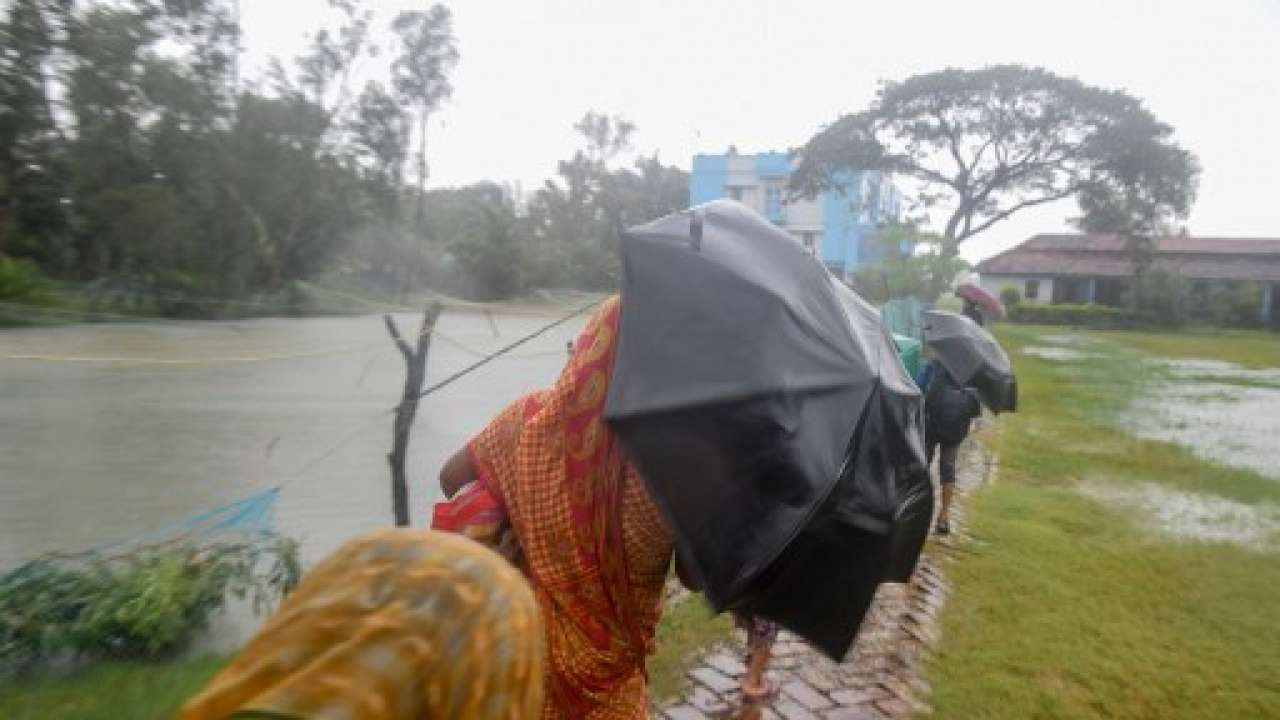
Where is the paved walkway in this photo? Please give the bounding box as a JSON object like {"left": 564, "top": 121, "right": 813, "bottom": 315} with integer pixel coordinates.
{"left": 653, "top": 440, "right": 995, "bottom": 720}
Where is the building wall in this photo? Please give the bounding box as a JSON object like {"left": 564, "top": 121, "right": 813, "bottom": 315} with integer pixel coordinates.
{"left": 690, "top": 151, "right": 900, "bottom": 277}
{"left": 980, "top": 274, "right": 1055, "bottom": 305}
{"left": 690, "top": 154, "right": 727, "bottom": 207}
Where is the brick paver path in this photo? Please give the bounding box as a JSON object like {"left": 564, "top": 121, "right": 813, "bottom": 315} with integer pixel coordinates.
{"left": 653, "top": 440, "right": 994, "bottom": 720}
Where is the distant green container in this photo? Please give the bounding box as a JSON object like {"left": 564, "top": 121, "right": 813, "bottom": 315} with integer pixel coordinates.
{"left": 892, "top": 333, "right": 922, "bottom": 378}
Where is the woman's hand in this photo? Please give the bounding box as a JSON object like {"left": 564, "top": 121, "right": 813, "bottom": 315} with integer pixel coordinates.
{"left": 439, "top": 447, "right": 475, "bottom": 499}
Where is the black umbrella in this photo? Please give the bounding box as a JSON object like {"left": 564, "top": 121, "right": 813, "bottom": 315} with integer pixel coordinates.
{"left": 922, "top": 310, "right": 1017, "bottom": 413}
{"left": 603, "top": 199, "right": 933, "bottom": 659}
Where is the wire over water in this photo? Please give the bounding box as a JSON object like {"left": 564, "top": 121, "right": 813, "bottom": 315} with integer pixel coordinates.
{"left": 7, "top": 297, "right": 601, "bottom": 564}
{"left": 414, "top": 298, "right": 601, "bottom": 400}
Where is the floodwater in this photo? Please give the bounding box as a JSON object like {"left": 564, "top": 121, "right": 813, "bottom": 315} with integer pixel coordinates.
{"left": 1079, "top": 481, "right": 1280, "bottom": 551}
{"left": 1125, "top": 358, "right": 1280, "bottom": 481}
{"left": 0, "top": 308, "right": 587, "bottom": 573}
{"left": 1021, "top": 345, "right": 1095, "bottom": 362}
{"left": 1030, "top": 332, "right": 1280, "bottom": 481}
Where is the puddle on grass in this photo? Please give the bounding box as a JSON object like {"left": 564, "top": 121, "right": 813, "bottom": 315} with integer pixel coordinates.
{"left": 1023, "top": 346, "right": 1095, "bottom": 362}
{"left": 1038, "top": 333, "right": 1104, "bottom": 347}
{"left": 1022, "top": 331, "right": 1277, "bottom": 480}
{"left": 1153, "top": 358, "right": 1280, "bottom": 388}
{"left": 1080, "top": 481, "right": 1280, "bottom": 550}
{"left": 1125, "top": 359, "right": 1280, "bottom": 480}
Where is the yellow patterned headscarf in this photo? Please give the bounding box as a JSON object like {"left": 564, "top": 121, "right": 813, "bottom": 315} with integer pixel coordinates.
{"left": 178, "top": 529, "right": 545, "bottom": 720}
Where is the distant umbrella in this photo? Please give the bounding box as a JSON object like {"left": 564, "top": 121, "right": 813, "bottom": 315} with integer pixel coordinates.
{"left": 604, "top": 200, "right": 933, "bottom": 659}
{"left": 922, "top": 310, "right": 1017, "bottom": 413}
{"left": 955, "top": 282, "right": 1006, "bottom": 319}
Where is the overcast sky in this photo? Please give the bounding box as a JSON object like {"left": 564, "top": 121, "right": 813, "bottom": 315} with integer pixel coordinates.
{"left": 241, "top": 0, "right": 1280, "bottom": 262}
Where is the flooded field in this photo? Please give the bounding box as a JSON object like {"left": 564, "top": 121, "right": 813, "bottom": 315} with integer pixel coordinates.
{"left": 1080, "top": 481, "right": 1280, "bottom": 550}
{"left": 0, "top": 307, "right": 588, "bottom": 573}
{"left": 1032, "top": 332, "right": 1280, "bottom": 482}
{"left": 1125, "top": 358, "right": 1280, "bottom": 481}
{"left": 1021, "top": 345, "right": 1096, "bottom": 362}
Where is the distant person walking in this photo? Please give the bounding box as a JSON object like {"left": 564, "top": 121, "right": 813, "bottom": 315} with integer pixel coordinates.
{"left": 914, "top": 355, "right": 982, "bottom": 535}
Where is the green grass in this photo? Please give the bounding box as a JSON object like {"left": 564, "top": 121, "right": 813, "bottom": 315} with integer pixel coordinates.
{"left": 928, "top": 324, "right": 1280, "bottom": 718}
{"left": 648, "top": 596, "right": 735, "bottom": 702}
{"left": 0, "top": 655, "right": 227, "bottom": 720}
{"left": 1097, "top": 326, "right": 1279, "bottom": 369}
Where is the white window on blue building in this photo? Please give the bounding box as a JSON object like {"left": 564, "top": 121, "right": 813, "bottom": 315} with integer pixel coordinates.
{"left": 798, "top": 231, "right": 817, "bottom": 255}
{"left": 765, "top": 186, "right": 782, "bottom": 219}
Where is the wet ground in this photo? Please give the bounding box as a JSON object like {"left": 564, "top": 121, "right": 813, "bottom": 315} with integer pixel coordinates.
{"left": 1079, "top": 481, "right": 1280, "bottom": 551}
{"left": 1028, "top": 333, "right": 1280, "bottom": 482}
{"left": 1124, "top": 358, "right": 1280, "bottom": 481}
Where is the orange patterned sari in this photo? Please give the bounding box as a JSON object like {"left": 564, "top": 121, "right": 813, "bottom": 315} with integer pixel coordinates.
{"left": 467, "top": 296, "right": 674, "bottom": 719}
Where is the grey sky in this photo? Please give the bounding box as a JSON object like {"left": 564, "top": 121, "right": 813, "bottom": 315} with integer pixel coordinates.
{"left": 242, "top": 0, "right": 1280, "bottom": 262}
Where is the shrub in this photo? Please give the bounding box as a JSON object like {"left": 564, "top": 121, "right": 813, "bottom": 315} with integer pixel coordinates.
{"left": 1127, "top": 270, "right": 1191, "bottom": 326}
{"left": 0, "top": 257, "right": 45, "bottom": 301}
{"left": 1009, "top": 303, "right": 1159, "bottom": 329}
{"left": 0, "top": 537, "right": 299, "bottom": 676}
{"left": 999, "top": 286, "right": 1023, "bottom": 310}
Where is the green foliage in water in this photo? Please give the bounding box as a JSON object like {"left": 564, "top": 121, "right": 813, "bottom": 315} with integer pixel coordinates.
{"left": 0, "top": 537, "right": 299, "bottom": 676}
{"left": 0, "top": 257, "right": 48, "bottom": 301}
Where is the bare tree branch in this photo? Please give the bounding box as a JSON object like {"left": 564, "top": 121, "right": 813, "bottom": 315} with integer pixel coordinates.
{"left": 382, "top": 314, "right": 412, "bottom": 362}
{"left": 960, "top": 188, "right": 1078, "bottom": 241}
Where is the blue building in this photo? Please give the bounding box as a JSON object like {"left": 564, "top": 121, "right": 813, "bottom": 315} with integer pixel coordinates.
{"left": 689, "top": 149, "right": 904, "bottom": 279}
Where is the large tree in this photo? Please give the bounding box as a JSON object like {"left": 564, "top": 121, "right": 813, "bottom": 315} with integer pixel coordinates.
{"left": 523, "top": 112, "right": 689, "bottom": 290}
{"left": 1071, "top": 107, "right": 1200, "bottom": 307}
{"left": 791, "top": 65, "right": 1199, "bottom": 257}
{"left": 390, "top": 4, "right": 458, "bottom": 229}
{"left": 0, "top": 0, "right": 73, "bottom": 264}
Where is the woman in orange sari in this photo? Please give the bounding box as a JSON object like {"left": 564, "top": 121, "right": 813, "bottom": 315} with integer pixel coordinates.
{"left": 436, "top": 296, "right": 674, "bottom": 719}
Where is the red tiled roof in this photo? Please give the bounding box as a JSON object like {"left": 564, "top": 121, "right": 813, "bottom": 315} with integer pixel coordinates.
{"left": 977, "top": 234, "right": 1280, "bottom": 282}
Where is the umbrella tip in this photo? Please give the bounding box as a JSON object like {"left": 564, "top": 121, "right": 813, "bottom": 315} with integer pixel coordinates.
{"left": 687, "top": 209, "right": 703, "bottom": 251}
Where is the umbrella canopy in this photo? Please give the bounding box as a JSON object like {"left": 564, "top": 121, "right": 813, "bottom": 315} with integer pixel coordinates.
{"left": 922, "top": 310, "right": 1017, "bottom": 413}
{"left": 955, "top": 282, "right": 1006, "bottom": 318}
{"left": 604, "top": 199, "right": 933, "bottom": 659}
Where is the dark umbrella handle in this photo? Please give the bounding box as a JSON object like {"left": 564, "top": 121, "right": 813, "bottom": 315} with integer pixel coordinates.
{"left": 687, "top": 209, "right": 704, "bottom": 251}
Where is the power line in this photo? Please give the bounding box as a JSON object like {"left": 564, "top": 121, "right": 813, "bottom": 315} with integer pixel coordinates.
{"left": 415, "top": 299, "right": 600, "bottom": 400}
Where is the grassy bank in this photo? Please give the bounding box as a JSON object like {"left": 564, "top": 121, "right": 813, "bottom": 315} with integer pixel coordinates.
{"left": 0, "top": 280, "right": 396, "bottom": 327}
{"left": 928, "top": 325, "right": 1280, "bottom": 718}
{"left": 0, "top": 655, "right": 227, "bottom": 720}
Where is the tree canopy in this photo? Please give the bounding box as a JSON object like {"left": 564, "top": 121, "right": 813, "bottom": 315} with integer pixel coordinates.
{"left": 850, "top": 224, "right": 969, "bottom": 304}
{"left": 0, "top": 2, "right": 689, "bottom": 311}
{"left": 791, "top": 65, "right": 1200, "bottom": 256}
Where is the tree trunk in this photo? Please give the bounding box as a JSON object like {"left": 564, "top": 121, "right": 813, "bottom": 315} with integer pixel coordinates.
{"left": 414, "top": 110, "right": 428, "bottom": 231}
{"left": 384, "top": 302, "right": 442, "bottom": 527}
